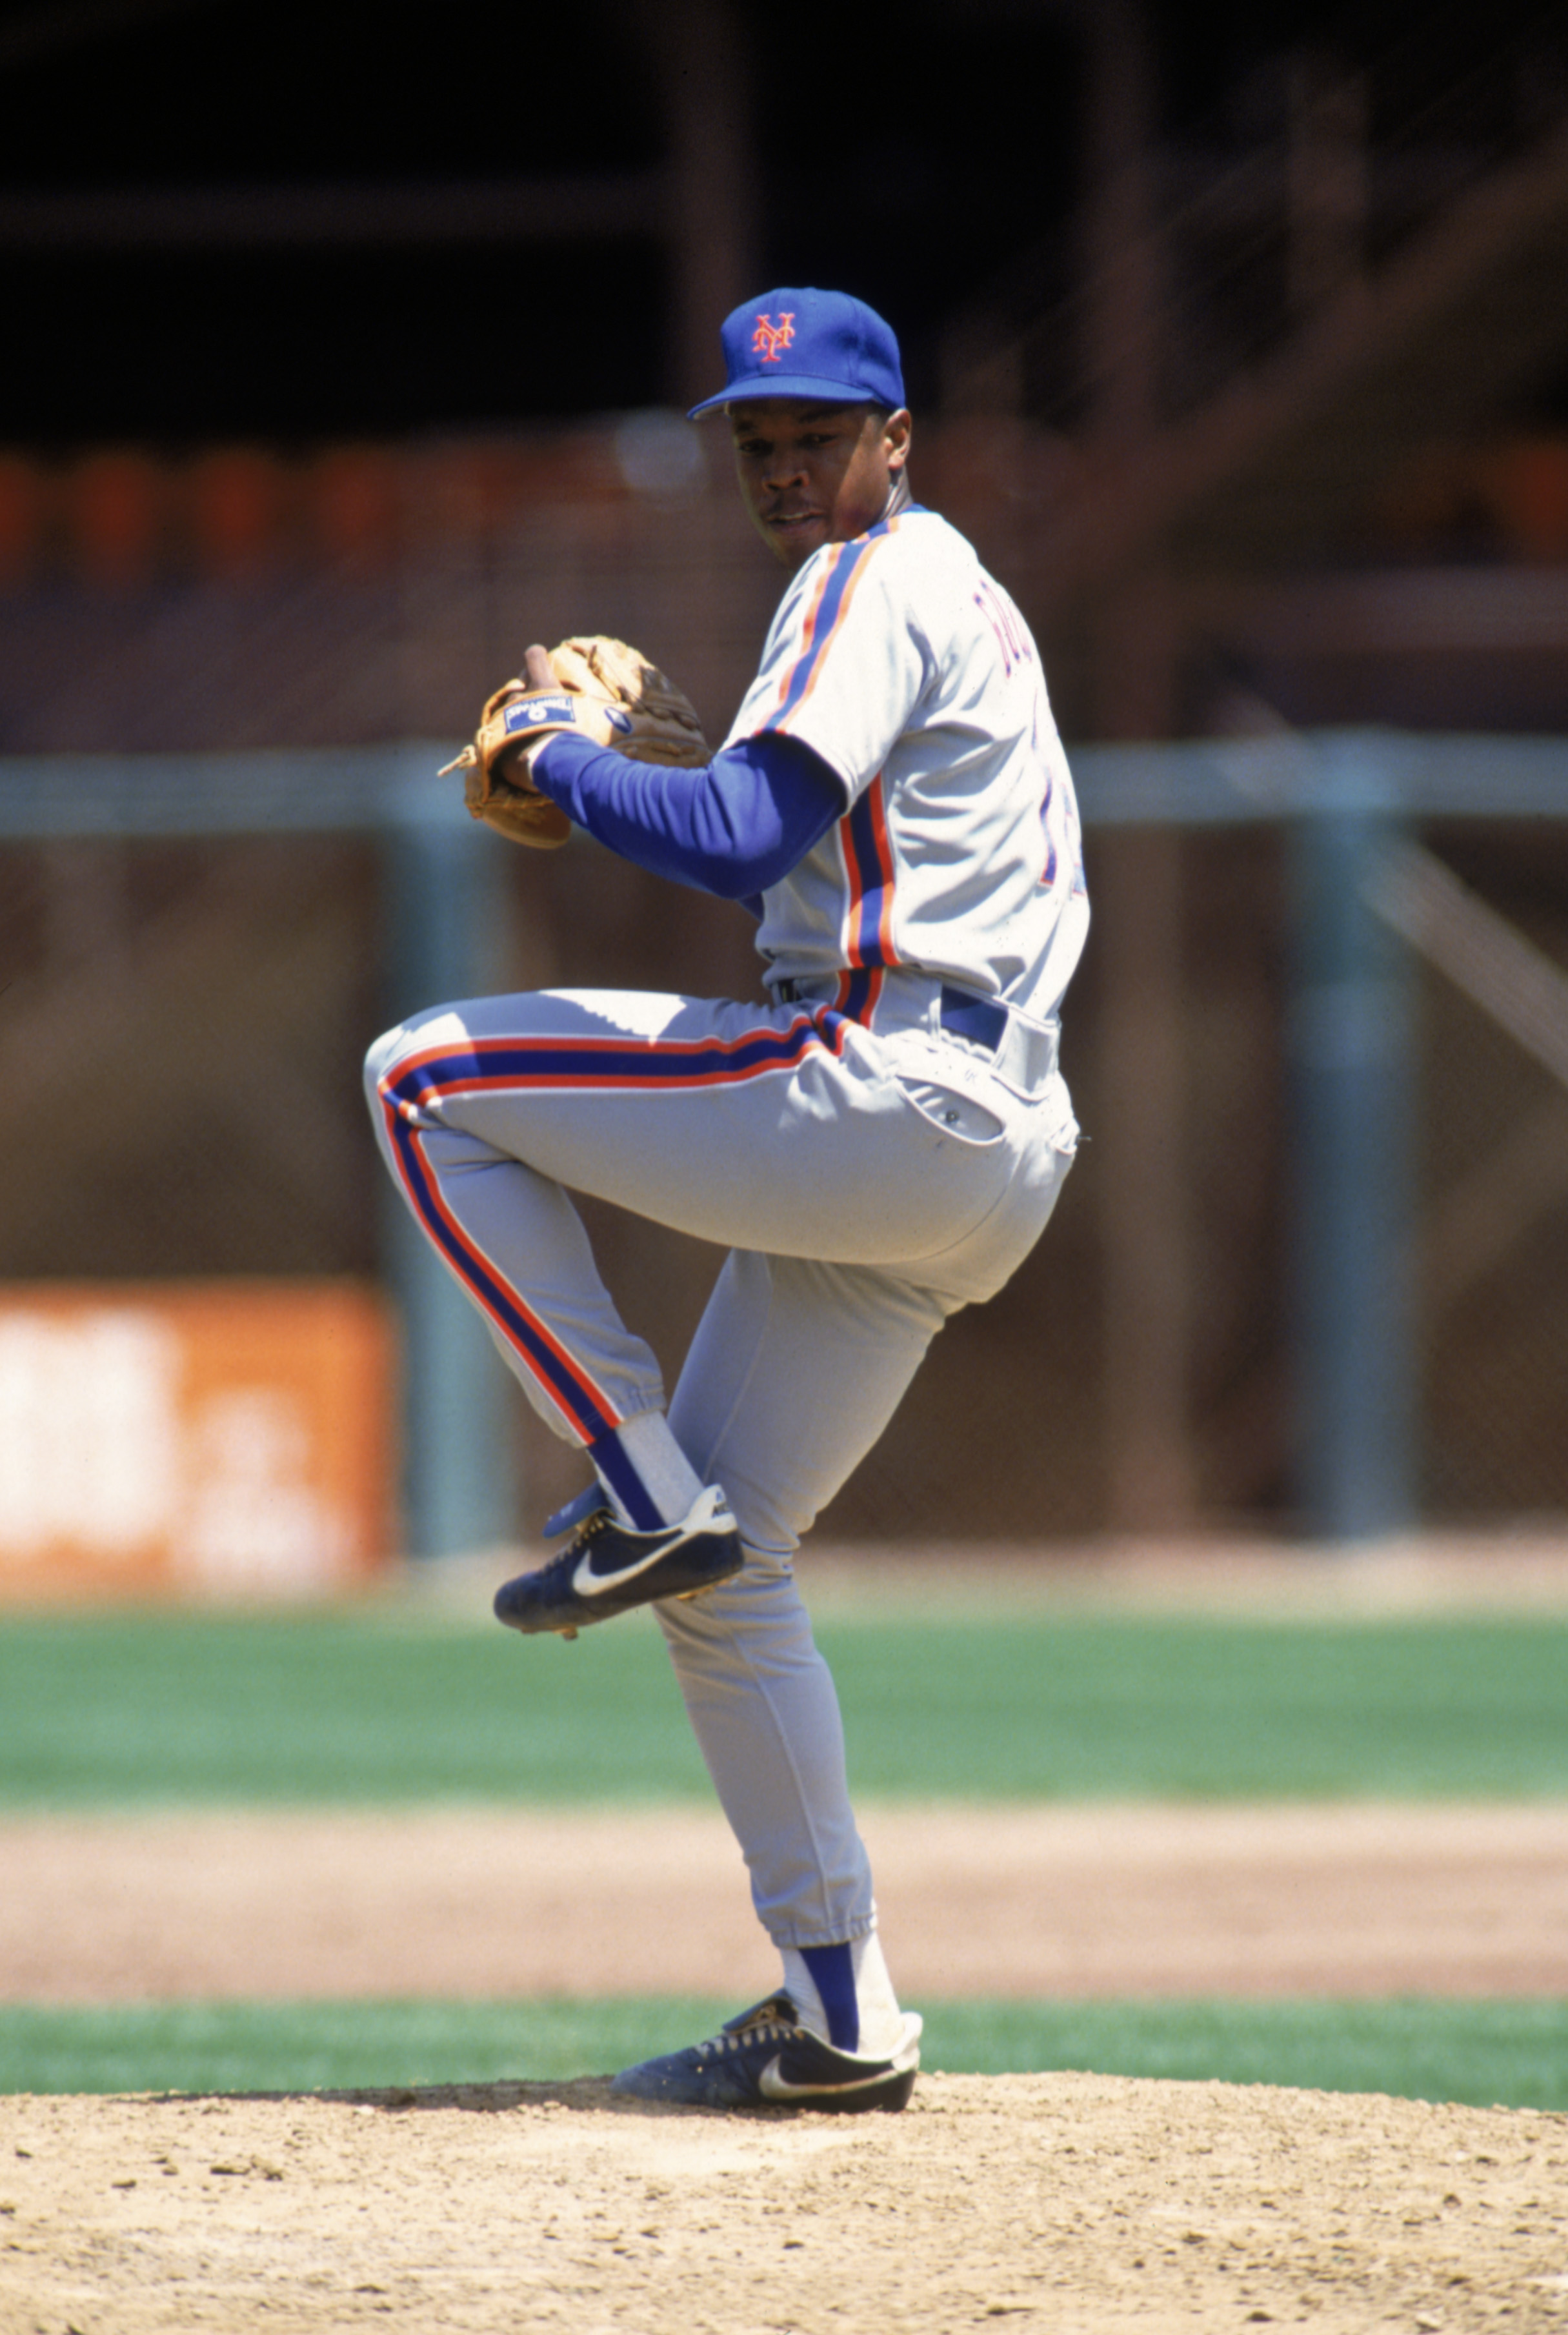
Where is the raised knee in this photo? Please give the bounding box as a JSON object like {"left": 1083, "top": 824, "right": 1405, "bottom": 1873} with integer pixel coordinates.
{"left": 362, "top": 1023, "right": 405, "bottom": 1106}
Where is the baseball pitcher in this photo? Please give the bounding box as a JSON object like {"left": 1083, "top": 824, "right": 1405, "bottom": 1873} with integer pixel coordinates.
{"left": 366, "top": 287, "right": 1089, "bottom": 2111}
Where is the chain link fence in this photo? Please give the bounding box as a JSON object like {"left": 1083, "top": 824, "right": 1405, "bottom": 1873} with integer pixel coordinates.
{"left": 2, "top": 802, "right": 1563, "bottom": 1548}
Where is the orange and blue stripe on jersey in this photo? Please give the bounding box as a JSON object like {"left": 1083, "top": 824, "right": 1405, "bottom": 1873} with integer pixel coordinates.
{"left": 375, "top": 1015, "right": 847, "bottom": 1440}
{"left": 767, "top": 517, "right": 899, "bottom": 734}
{"left": 832, "top": 775, "right": 898, "bottom": 1024}
{"left": 759, "top": 521, "right": 902, "bottom": 1026}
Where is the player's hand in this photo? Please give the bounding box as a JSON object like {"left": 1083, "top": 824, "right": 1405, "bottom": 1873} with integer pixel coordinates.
{"left": 445, "top": 633, "right": 713, "bottom": 851}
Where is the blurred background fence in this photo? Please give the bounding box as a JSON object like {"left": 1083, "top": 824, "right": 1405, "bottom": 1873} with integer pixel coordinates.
{"left": 1, "top": 724, "right": 1565, "bottom": 1563}
{"left": 2, "top": 0, "right": 1567, "bottom": 1577}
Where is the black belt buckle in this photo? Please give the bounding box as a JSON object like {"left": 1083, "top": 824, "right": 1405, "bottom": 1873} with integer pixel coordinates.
{"left": 939, "top": 984, "right": 1007, "bottom": 1053}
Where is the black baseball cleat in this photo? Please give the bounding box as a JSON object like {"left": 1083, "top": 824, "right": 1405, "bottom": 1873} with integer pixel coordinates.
{"left": 608, "top": 1990, "right": 921, "bottom": 2113}
{"left": 492, "top": 1484, "right": 742, "bottom": 1639}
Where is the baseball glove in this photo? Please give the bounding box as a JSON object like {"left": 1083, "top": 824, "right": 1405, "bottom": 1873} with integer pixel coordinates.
{"left": 443, "top": 636, "right": 712, "bottom": 850}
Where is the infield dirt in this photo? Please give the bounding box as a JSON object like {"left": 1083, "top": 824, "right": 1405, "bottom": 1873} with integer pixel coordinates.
{"left": 5, "top": 1802, "right": 1568, "bottom": 2001}
{"left": 5, "top": 2070, "right": 1566, "bottom": 2332}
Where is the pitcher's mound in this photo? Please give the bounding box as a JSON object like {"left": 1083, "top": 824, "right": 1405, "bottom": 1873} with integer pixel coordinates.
{"left": 5, "top": 2071, "right": 1562, "bottom": 2332}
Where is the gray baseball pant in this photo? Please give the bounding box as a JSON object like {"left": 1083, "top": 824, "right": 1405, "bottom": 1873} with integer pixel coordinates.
{"left": 365, "top": 979, "right": 1077, "bottom": 1949}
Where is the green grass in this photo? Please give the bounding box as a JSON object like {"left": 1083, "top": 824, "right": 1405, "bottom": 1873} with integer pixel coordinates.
{"left": 1, "top": 1608, "right": 1566, "bottom": 1805}
{"left": 3, "top": 1999, "right": 1565, "bottom": 2111}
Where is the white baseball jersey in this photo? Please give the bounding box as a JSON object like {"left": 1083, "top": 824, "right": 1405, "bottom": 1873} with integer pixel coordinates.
{"left": 367, "top": 487, "right": 1087, "bottom": 2010}
{"left": 726, "top": 505, "right": 1089, "bottom": 1026}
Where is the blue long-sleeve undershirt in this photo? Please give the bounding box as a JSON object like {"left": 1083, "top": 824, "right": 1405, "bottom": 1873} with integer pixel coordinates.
{"left": 528, "top": 727, "right": 847, "bottom": 902}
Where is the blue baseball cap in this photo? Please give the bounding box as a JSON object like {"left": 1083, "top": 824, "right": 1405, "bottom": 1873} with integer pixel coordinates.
{"left": 687, "top": 288, "right": 906, "bottom": 419}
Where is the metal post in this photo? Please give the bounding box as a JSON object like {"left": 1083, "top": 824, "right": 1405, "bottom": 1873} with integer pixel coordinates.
{"left": 1288, "top": 736, "right": 1418, "bottom": 1541}
{"left": 380, "top": 789, "right": 517, "bottom": 1559}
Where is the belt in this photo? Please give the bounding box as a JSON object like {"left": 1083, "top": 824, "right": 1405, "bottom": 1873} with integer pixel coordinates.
{"left": 775, "top": 976, "right": 1057, "bottom": 1091}
{"left": 941, "top": 984, "right": 1058, "bottom": 1091}
{"left": 938, "top": 984, "right": 1009, "bottom": 1053}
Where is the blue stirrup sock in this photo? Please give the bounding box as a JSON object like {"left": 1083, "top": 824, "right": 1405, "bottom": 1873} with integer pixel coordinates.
{"left": 797, "top": 1943, "right": 859, "bottom": 2053}
{"left": 590, "top": 1412, "right": 705, "bottom": 1532}
{"left": 783, "top": 1932, "right": 906, "bottom": 2057}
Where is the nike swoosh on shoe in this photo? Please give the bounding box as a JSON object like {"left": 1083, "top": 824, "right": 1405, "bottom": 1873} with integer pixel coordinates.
{"left": 570, "top": 1531, "right": 683, "bottom": 1597}
{"left": 569, "top": 1487, "right": 737, "bottom": 1599}
{"left": 756, "top": 2054, "right": 902, "bottom": 2103}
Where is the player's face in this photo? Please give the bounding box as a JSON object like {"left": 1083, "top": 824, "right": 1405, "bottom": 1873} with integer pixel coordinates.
{"left": 727, "top": 400, "right": 912, "bottom": 571}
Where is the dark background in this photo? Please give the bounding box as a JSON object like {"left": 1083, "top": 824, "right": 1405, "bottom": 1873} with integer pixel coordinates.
{"left": 3, "top": 0, "right": 1563, "bottom": 441}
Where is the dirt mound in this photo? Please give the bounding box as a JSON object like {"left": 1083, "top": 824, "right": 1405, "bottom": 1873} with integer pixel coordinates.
{"left": 5, "top": 2073, "right": 1565, "bottom": 2332}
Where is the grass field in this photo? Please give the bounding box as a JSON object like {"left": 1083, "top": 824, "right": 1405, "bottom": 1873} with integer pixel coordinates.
{"left": 4, "top": 1601, "right": 1566, "bottom": 2107}
{"left": 3, "top": 1997, "right": 1567, "bottom": 2108}
{"left": 3, "top": 1604, "right": 1567, "bottom": 1804}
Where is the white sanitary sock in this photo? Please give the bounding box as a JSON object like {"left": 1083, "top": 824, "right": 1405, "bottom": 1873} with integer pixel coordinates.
{"left": 594, "top": 1409, "right": 705, "bottom": 1531}
{"left": 782, "top": 1931, "right": 907, "bottom": 2059}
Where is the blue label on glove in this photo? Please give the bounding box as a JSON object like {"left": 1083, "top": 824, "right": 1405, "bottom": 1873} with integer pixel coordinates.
{"left": 503, "top": 694, "right": 580, "bottom": 733}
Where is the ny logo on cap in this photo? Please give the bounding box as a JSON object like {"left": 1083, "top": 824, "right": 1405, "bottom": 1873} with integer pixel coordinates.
{"left": 751, "top": 312, "right": 796, "bottom": 362}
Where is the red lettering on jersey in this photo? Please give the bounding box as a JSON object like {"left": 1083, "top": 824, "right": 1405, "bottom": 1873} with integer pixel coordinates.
{"left": 752, "top": 312, "right": 796, "bottom": 363}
